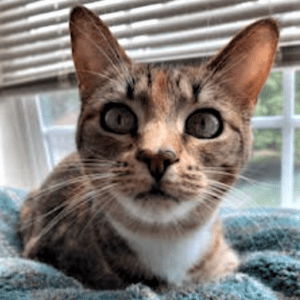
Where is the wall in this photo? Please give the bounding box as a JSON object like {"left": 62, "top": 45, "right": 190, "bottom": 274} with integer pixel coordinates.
{"left": 0, "top": 97, "right": 35, "bottom": 190}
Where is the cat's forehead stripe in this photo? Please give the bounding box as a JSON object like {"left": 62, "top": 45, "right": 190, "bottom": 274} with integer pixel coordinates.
{"left": 152, "top": 70, "right": 169, "bottom": 113}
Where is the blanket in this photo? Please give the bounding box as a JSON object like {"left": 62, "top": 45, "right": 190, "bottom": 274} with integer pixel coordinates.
{"left": 0, "top": 187, "right": 299, "bottom": 300}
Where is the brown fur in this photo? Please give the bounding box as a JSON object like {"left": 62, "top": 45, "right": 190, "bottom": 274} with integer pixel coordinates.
{"left": 18, "top": 6, "right": 279, "bottom": 291}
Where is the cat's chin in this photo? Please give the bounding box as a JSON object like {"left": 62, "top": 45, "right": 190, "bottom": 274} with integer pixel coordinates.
{"left": 120, "top": 195, "right": 199, "bottom": 225}
{"left": 115, "top": 187, "right": 200, "bottom": 225}
{"left": 135, "top": 187, "right": 179, "bottom": 203}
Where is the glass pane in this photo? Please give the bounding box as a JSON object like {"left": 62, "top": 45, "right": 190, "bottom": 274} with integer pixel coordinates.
{"left": 295, "top": 129, "right": 300, "bottom": 203}
{"left": 38, "top": 90, "right": 80, "bottom": 167}
{"left": 254, "top": 72, "right": 283, "bottom": 117}
{"left": 39, "top": 90, "right": 80, "bottom": 127}
{"left": 224, "top": 129, "right": 282, "bottom": 208}
{"left": 296, "top": 72, "right": 300, "bottom": 115}
{"left": 48, "top": 134, "right": 76, "bottom": 166}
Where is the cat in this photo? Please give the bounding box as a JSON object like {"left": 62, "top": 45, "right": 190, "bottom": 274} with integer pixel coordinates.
{"left": 18, "top": 5, "right": 279, "bottom": 291}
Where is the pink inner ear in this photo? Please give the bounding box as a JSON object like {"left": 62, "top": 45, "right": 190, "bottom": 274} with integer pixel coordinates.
{"left": 207, "top": 20, "right": 279, "bottom": 110}
{"left": 238, "top": 41, "right": 276, "bottom": 105}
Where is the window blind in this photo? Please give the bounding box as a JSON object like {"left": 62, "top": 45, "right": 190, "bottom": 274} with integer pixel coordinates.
{"left": 1, "top": 0, "right": 300, "bottom": 94}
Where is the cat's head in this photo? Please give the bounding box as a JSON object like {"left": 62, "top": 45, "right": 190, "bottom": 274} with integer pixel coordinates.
{"left": 69, "top": 6, "right": 279, "bottom": 228}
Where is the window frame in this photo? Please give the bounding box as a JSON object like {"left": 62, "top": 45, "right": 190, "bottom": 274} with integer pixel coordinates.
{"left": 250, "top": 67, "right": 300, "bottom": 208}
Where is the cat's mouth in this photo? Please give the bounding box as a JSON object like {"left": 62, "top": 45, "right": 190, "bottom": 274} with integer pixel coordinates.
{"left": 135, "top": 186, "right": 179, "bottom": 203}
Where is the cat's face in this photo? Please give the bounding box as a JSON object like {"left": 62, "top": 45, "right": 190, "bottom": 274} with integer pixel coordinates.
{"left": 69, "top": 7, "right": 279, "bottom": 226}
{"left": 74, "top": 63, "right": 246, "bottom": 220}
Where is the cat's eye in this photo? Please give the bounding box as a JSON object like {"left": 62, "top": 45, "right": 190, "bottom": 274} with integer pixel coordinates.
{"left": 185, "top": 109, "right": 223, "bottom": 139}
{"left": 101, "top": 103, "right": 137, "bottom": 134}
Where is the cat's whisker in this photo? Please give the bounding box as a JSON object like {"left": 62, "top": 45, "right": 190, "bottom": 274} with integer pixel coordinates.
{"left": 204, "top": 167, "right": 279, "bottom": 188}
{"left": 20, "top": 183, "right": 93, "bottom": 230}
{"left": 207, "top": 179, "right": 239, "bottom": 193}
{"left": 205, "top": 180, "right": 251, "bottom": 209}
{"left": 20, "top": 201, "right": 70, "bottom": 231}
{"left": 31, "top": 184, "right": 116, "bottom": 245}
{"left": 28, "top": 173, "right": 114, "bottom": 200}
{"left": 207, "top": 180, "right": 289, "bottom": 251}
{"left": 61, "top": 164, "right": 114, "bottom": 172}
{"left": 197, "top": 194, "right": 219, "bottom": 213}
{"left": 208, "top": 178, "right": 272, "bottom": 203}
{"left": 87, "top": 194, "right": 119, "bottom": 235}
{"left": 21, "top": 175, "right": 115, "bottom": 223}
{"left": 201, "top": 186, "right": 288, "bottom": 253}
{"left": 209, "top": 177, "right": 280, "bottom": 210}
{"left": 203, "top": 165, "right": 258, "bottom": 174}
{"left": 71, "top": 187, "right": 117, "bottom": 236}
{"left": 48, "top": 160, "right": 115, "bottom": 172}
{"left": 201, "top": 191, "right": 226, "bottom": 208}
{"left": 65, "top": 157, "right": 116, "bottom": 165}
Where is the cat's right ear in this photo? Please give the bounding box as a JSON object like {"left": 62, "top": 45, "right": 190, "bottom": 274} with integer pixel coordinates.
{"left": 69, "top": 6, "right": 131, "bottom": 99}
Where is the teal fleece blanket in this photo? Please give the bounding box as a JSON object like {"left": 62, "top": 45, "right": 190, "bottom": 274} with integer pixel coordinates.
{"left": 0, "top": 187, "right": 300, "bottom": 300}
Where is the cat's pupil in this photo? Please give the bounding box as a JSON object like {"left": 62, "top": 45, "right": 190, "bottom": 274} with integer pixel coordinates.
{"left": 201, "top": 118, "right": 206, "bottom": 129}
{"left": 117, "top": 114, "right": 122, "bottom": 125}
{"left": 185, "top": 109, "right": 222, "bottom": 139}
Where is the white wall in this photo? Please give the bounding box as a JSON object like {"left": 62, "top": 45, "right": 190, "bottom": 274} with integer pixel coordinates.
{"left": 0, "top": 97, "right": 35, "bottom": 189}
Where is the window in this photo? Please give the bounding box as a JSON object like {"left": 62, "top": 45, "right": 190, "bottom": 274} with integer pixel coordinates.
{"left": 37, "top": 90, "right": 80, "bottom": 166}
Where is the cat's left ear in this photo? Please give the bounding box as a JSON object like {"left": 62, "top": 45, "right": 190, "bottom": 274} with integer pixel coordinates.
{"left": 69, "top": 6, "right": 131, "bottom": 100}
{"left": 206, "top": 19, "right": 279, "bottom": 113}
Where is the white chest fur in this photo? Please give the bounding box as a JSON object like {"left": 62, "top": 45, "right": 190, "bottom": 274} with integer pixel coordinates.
{"left": 111, "top": 217, "right": 215, "bottom": 286}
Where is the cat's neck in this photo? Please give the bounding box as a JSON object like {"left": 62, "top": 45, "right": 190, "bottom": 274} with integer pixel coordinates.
{"left": 110, "top": 212, "right": 218, "bottom": 285}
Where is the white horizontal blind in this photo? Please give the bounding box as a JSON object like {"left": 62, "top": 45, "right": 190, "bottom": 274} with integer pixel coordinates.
{"left": 1, "top": 0, "right": 300, "bottom": 90}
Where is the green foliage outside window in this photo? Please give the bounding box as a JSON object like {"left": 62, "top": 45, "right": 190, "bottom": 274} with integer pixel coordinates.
{"left": 255, "top": 72, "right": 283, "bottom": 117}
{"left": 296, "top": 73, "right": 300, "bottom": 115}
{"left": 253, "top": 72, "right": 300, "bottom": 165}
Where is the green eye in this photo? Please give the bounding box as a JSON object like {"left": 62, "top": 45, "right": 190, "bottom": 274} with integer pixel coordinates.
{"left": 101, "top": 103, "right": 137, "bottom": 134}
{"left": 185, "top": 109, "right": 223, "bottom": 139}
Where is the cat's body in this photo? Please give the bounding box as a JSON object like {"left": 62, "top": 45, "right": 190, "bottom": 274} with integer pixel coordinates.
{"left": 18, "top": 6, "right": 279, "bottom": 291}
{"left": 19, "top": 151, "right": 236, "bottom": 290}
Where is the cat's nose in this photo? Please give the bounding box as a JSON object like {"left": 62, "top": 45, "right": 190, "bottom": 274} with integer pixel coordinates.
{"left": 136, "top": 149, "right": 178, "bottom": 182}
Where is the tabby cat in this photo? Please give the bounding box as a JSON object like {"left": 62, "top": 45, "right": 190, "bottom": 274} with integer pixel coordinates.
{"left": 18, "top": 6, "right": 279, "bottom": 291}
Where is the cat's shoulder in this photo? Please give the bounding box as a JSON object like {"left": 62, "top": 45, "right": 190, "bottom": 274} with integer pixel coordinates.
{"left": 47, "top": 152, "right": 84, "bottom": 180}
{"left": 55, "top": 151, "right": 82, "bottom": 169}
{"left": 25, "top": 152, "right": 85, "bottom": 205}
